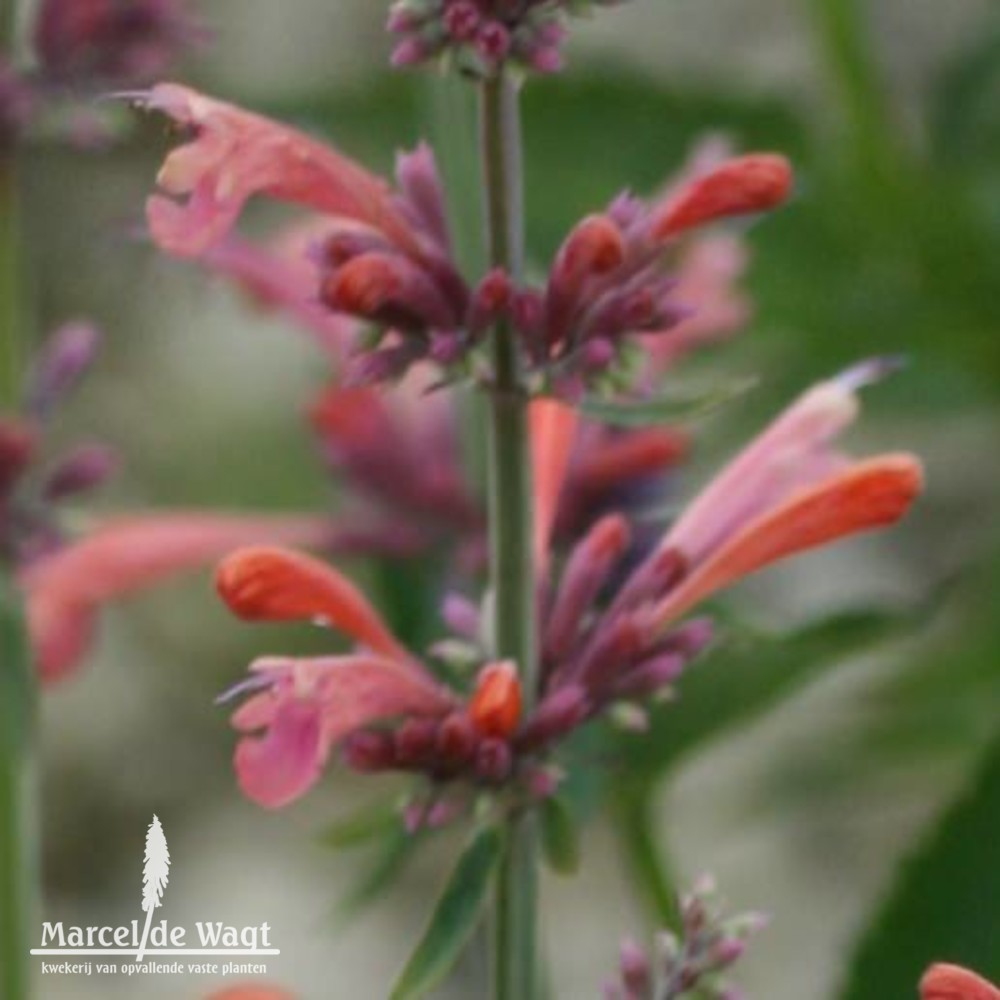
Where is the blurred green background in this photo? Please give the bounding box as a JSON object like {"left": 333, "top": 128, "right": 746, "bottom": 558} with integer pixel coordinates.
{"left": 17, "top": 0, "right": 1000, "bottom": 996}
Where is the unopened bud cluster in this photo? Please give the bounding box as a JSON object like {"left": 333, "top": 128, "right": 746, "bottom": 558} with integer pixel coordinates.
{"left": 341, "top": 661, "right": 559, "bottom": 829}
{"left": 0, "top": 324, "right": 117, "bottom": 567}
{"left": 605, "top": 877, "right": 766, "bottom": 1000}
{"left": 387, "top": 0, "right": 629, "bottom": 76}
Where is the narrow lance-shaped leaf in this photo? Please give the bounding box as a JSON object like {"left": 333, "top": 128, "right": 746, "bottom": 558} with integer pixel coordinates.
{"left": 389, "top": 826, "right": 502, "bottom": 1000}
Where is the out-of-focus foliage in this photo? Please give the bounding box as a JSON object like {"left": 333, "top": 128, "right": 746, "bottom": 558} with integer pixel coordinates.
{"left": 840, "top": 731, "right": 1000, "bottom": 997}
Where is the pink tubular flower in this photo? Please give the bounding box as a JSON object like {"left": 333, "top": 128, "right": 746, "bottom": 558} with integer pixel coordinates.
{"left": 215, "top": 546, "right": 543, "bottom": 808}
{"left": 921, "top": 964, "right": 1000, "bottom": 1000}
{"left": 19, "top": 512, "right": 330, "bottom": 683}
{"left": 204, "top": 986, "right": 296, "bottom": 1000}
{"left": 535, "top": 361, "right": 923, "bottom": 717}
{"left": 522, "top": 145, "right": 791, "bottom": 392}
{"left": 144, "top": 83, "right": 421, "bottom": 259}
{"left": 142, "top": 85, "right": 481, "bottom": 383}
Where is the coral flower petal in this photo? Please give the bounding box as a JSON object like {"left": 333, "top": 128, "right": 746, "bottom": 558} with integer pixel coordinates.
{"left": 653, "top": 153, "right": 793, "bottom": 240}
{"left": 649, "top": 455, "right": 924, "bottom": 629}
{"left": 216, "top": 546, "right": 410, "bottom": 662}
{"left": 143, "top": 83, "right": 420, "bottom": 259}
{"left": 469, "top": 661, "right": 522, "bottom": 738}
{"left": 233, "top": 654, "right": 455, "bottom": 808}
{"left": 20, "top": 513, "right": 329, "bottom": 683}
{"left": 205, "top": 986, "right": 296, "bottom": 1000}
{"left": 530, "top": 398, "right": 579, "bottom": 572}
{"left": 234, "top": 699, "right": 325, "bottom": 809}
{"left": 921, "top": 964, "right": 1000, "bottom": 1000}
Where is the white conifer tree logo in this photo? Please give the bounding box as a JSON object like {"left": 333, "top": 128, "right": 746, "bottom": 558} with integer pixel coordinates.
{"left": 136, "top": 815, "right": 170, "bottom": 961}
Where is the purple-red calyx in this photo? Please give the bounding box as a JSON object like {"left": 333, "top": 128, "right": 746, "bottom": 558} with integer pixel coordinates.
{"left": 386, "top": 0, "right": 629, "bottom": 77}
{"left": 604, "top": 876, "right": 767, "bottom": 1000}
{"left": 140, "top": 85, "right": 787, "bottom": 392}
{"left": 215, "top": 364, "right": 922, "bottom": 816}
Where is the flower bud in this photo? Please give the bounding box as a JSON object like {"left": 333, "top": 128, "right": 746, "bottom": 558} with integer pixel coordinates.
{"left": 27, "top": 322, "right": 100, "bottom": 419}
{"left": 394, "top": 717, "right": 440, "bottom": 767}
{"left": 0, "top": 418, "right": 36, "bottom": 496}
{"left": 469, "top": 660, "right": 522, "bottom": 738}
{"left": 474, "top": 737, "right": 513, "bottom": 783}
{"left": 653, "top": 154, "right": 793, "bottom": 240}
{"left": 342, "top": 730, "right": 397, "bottom": 773}
{"left": 42, "top": 443, "right": 118, "bottom": 499}
{"left": 444, "top": 2, "right": 481, "bottom": 41}
{"left": 436, "top": 711, "right": 478, "bottom": 765}
{"left": 517, "top": 684, "right": 589, "bottom": 750}
{"left": 708, "top": 937, "right": 747, "bottom": 970}
{"left": 619, "top": 938, "right": 651, "bottom": 996}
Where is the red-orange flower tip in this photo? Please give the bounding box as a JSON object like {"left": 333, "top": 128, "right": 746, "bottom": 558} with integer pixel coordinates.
{"left": 215, "top": 546, "right": 407, "bottom": 661}
{"left": 204, "top": 985, "right": 296, "bottom": 1000}
{"left": 654, "top": 154, "right": 794, "bottom": 240}
{"left": 469, "top": 661, "right": 523, "bottom": 739}
{"left": 555, "top": 214, "right": 626, "bottom": 287}
{"left": 921, "top": 963, "right": 1000, "bottom": 1000}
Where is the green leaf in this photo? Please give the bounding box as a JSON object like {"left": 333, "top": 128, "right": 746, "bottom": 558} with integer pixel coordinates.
{"left": 540, "top": 797, "right": 580, "bottom": 876}
{"left": 580, "top": 376, "right": 758, "bottom": 429}
{"left": 609, "top": 782, "right": 682, "bottom": 930}
{"left": 0, "top": 583, "right": 35, "bottom": 1000}
{"left": 839, "top": 731, "right": 1000, "bottom": 998}
{"left": 320, "top": 799, "right": 402, "bottom": 851}
{"left": 618, "top": 605, "right": 922, "bottom": 776}
{"left": 339, "top": 826, "right": 422, "bottom": 919}
{"left": 390, "top": 826, "right": 502, "bottom": 1000}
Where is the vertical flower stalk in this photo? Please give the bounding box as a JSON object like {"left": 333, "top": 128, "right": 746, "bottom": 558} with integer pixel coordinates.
{"left": 1, "top": 8, "right": 37, "bottom": 998}
{"left": 480, "top": 73, "right": 538, "bottom": 1000}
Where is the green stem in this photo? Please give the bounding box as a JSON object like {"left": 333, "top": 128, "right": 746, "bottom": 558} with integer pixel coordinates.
{"left": 0, "top": 589, "right": 35, "bottom": 1000}
{"left": 1, "top": 11, "right": 36, "bottom": 997}
{"left": 611, "top": 781, "right": 682, "bottom": 933}
{"left": 479, "top": 73, "right": 538, "bottom": 1000}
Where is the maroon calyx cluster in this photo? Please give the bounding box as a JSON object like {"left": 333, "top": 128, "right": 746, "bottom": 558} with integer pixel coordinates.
{"left": 387, "top": 0, "right": 629, "bottom": 76}
{"left": 0, "top": 323, "right": 117, "bottom": 568}
{"left": 606, "top": 877, "right": 767, "bottom": 1000}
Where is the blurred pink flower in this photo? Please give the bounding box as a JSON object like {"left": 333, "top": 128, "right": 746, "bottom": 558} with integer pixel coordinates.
{"left": 19, "top": 512, "right": 329, "bottom": 683}
{"left": 921, "top": 964, "right": 1000, "bottom": 1000}
{"left": 34, "top": 0, "right": 203, "bottom": 84}
{"left": 204, "top": 985, "right": 296, "bottom": 1000}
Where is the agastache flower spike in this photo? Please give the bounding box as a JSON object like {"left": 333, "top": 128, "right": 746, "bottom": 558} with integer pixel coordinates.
{"left": 33, "top": 0, "right": 205, "bottom": 85}
{"left": 386, "top": 0, "right": 632, "bottom": 77}
{"left": 524, "top": 148, "right": 793, "bottom": 390}
{"left": 141, "top": 85, "right": 487, "bottom": 384}
{"left": 532, "top": 362, "right": 922, "bottom": 726}
{"left": 603, "top": 878, "right": 765, "bottom": 1000}
{"left": 215, "top": 546, "right": 536, "bottom": 808}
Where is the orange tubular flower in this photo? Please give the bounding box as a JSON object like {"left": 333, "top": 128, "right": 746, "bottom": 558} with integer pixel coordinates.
{"left": 204, "top": 985, "right": 297, "bottom": 1000}
{"left": 652, "top": 153, "right": 794, "bottom": 240}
